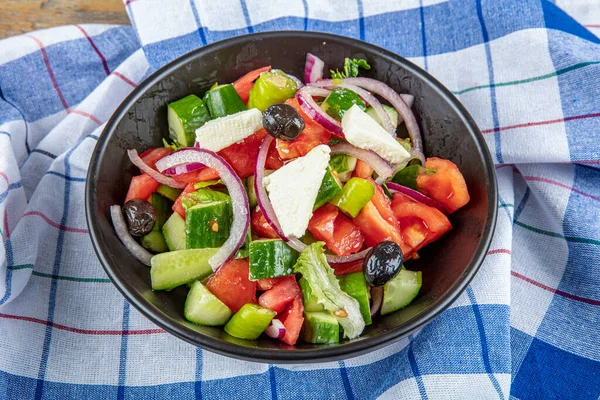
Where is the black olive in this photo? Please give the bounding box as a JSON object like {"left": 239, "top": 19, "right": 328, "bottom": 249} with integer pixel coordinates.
{"left": 263, "top": 104, "right": 305, "bottom": 141}
{"left": 122, "top": 199, "right": 156, "bottom": 236}
{"left": 363, "top": 241, "right": 403, "bottom": 287}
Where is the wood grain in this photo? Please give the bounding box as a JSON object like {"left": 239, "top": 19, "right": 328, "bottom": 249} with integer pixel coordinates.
{"left": 0, "top": 0, "right": 129, "bottom": 39}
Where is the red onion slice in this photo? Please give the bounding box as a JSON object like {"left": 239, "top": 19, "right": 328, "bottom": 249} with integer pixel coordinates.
{"left": 265, "top": 319, "right": 286, "bottom": 339}
{"left": 370, "top": 286, "right": 383, "bottom": 316}
{"left": 386, "top": 182, "right": 444, "bottom": 211}
{"left": 296, "top": 87, "right": 342, "bottom": 136}
{"left": 311, "top": 78, "right": 425, "bottom": 165}
{"left": 110, "top": 205, "right": 152, "bottom": 266}
{"left": 329, "top": 142, "right": 394, "bottom": 180}
{"left": 157, "top": 148, "right": 250, "bottom": 270}
{"left": 161, "top": 162, "right": 204, "bottom": 176}
{"left": 254, "top": 136, "right": 287, "bottom": 239}
{"left": 127, "top": 149, "right": 187, "bottom": 189}
{"left": 304, "top": 53, "right": 325, "bottom": 84}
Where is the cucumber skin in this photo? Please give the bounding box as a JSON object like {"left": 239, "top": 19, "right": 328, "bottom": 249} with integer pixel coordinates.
{"left": 224, "top": 304, "right": 276, "bottom": 340}
{"left": 185, "top": 200, "right": 232, "bottom": 249}
{"left": 140, "top": 230, "right": 169, "bottom": 253}
{"left": 298, "top": 277, "right": 324, "bottom": 312}
{"left": 168, "top": 95, "right": 211, "bottom": 147}
{"left": 314, "top": 167, "right": 343, "bottom": 211}
{"left": 162, "top": 212, "right": 187, "bottom": 251}
{"left": 301, "top": 311, "right": 340, "bottom": 344}
{"left": 150, "top": 248, "right": 218, "bottom": 291}
{"left": 203, "top": 84, "right": 246, "bottom": 118}
{"left": 381, "top": 270, "right": 422, "bottom": 315}
{"left": 338, "top": 272, "right": 372, "bottom": 325}
{"left": 248, "top": 239, "right": 299, "bottom": 280}
{"left": 141, "top": 193, "right": 170, "bottom": 253}
{"left": 184, "top": 281, "right": 232, "bottom": 326}
{"left": 156, "top": 184, "right": 182, "bottom": 202}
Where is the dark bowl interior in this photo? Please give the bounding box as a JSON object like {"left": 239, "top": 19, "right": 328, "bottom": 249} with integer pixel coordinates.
{"left": 86, "top": 31, "right": 497, "bottom": 363}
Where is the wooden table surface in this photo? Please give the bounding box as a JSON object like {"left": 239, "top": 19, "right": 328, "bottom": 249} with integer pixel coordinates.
{"left": 0, "top": 0, "right": 129, "bottom": 39}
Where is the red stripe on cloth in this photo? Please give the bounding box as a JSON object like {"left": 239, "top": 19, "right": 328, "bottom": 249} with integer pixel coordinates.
{"left": 23, "top": 211, "right": 88, "bottom": 233}
{"left": 482, "top": 112, "right": 600, "bottom": 134}
{"left": 70, "top": 110, "right": 102, "bottom": 125}
{"left": 523, "top": 175, "right": 600, "bottom": 202}
{"left": 487, "top": 249, "right": 511, "bottom": 255}
{"left": 511, "top": 271, "right": 600, "bottom": 306}
{"left": 0, "top": 171, "right": 8, "bottom": 184}
{"left": 74, "top": 25, "right": 110, "bottom": 75}
{"left": 584, "top": 24, "right": 600, "bottom": 28}
{"left": 0, "top": 313, "right": 165, "bottom": 335}
{"left": 113, "top": 72, "right": 137, "bottom": 88}
{"left": 28, "top": 35, "right": 70, "bottom": 112}
{"left": 125, "top": 0, "right": 139, "bottom": 6}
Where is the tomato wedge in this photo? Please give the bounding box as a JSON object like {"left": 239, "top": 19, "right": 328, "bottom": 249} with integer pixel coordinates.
{"left": 171, "top": 167, "right": 220, "bottom": 184}
{"left": 416, "top": 157, "right": 470, "bottom": 214}
{"left": 172, "top": 183, "right": 196, "bottom": 219}
{"left": 125, "top": 174, "right": 160, "bottom": 203}
{"left": 232, "top": 66, "right": 272, "bottom": 103}
{"left": 352, "top": 159, "right": 373, "bottom": 179}
{"left": 258, "top": 276, "right": 301, "bottom": 314}
{"left": 279, "top": 296, "right": 304, "bottom": 346}
{"left": 391, "top": 192, "right": 452, "bottom": 252}
{"left": 139, "top": 147, "right": 172, "bottom": 170}
{"left": 308, "top": 204, "right": 364, "bottom": 256}
{"left": 218, "top": 130, "right": 265, "bottom": 179}
{"left": 353, "top": 201, "right": 411, "bottom": 256}
{"left": 276, "top": 98, "right": 332, "bottom": 160}
{"left": 367, "top": 178, "right": 399, "bottom": 229}
{"left": 256, "top": 277, "right": 287, "bottom": 291}
{"left": 206, "top": 258, "right": 256, "bottom": 313}
{"left": 251, "top": 207, "right": 280, "bottom": 239}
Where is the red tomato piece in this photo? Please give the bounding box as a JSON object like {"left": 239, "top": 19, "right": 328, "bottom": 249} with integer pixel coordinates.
{"left": 251, "top": 207, "right": 280, "bottom": 239}
{"left": 172, "top": 183, "right": 196, "bottom": 219}
{"left": 139, "top": 147, "right": 172, "bottom": 170}
{"left": 218, "top": 130, "right": 265, "bottom": 179}
{"left": 352, "top": 159, "right": 373, "bottom": 179}
{"left": 171, "top": 167, "right": 220, "bottom": 185}
{"left": 353, "top": 201, "right": 412, "bottom": 256}
{"left": 391, "top": 192, "right": 452, "bottom": 252}
{"left": 416, "top": 157, "right": 470, "bottom": 214}
{"left": 232, "top": 66, "right": 272, "bottom": 103}
{"left": 124, "top": 174, "right": 160, "bottom": 203}
{"left": 279, "top": 296, "right": 304, "bottom": 346}
{"left": 332, "top": 260, "right": 363, "bottom": 276}
{"left": 258, "top": 276, "right": 301, "bottom": 314}
{"left": 308, "top": 204, "right": 364, "bottom": 256}
{"left": 276, "top": 98, "right": 332, "bottom": 160}
{"left": 256, "top": 277, "right": 287, "bottom": 291}
{"left": 206, "top": 259, "right": 256, "bottom": 313}
{"left": 367, "top": 178, "right": 399, "bottom": 229}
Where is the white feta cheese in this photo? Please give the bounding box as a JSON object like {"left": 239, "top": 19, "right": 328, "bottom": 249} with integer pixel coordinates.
{"left": 195, "top": 108, "right": 262, "bottom": 152}
{"left": 263, "top": 145, "right": 331, "bottom": 238}
{"left": 342, "top": 104, "right": 411, "bottom": 165}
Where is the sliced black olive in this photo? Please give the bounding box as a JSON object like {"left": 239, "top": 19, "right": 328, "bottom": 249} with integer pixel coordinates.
{"left": 263, "top": 104, "right": 305, "bottom": 141}
{"left": 123, "top": 199, "right": 156, "bottom": 236}
{"left": 363, "top": 241, "right": 403, "bottom": 287}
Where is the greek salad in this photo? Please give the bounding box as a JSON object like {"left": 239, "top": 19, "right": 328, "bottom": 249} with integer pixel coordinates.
{"left": 110, "top": 55, "right": 470, "bottom": 345}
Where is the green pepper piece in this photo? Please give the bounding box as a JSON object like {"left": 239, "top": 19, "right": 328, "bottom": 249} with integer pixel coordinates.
{"left": 391, "top": 165, "right": 423, "bottom": 190}
{"left": 321, "top": 88, "right": 367, "bottom": 120}
{"left": 329, "top": 177, "right": 375, "bottom": 218}
{"left": 247, "top": 70, "right": 298, "bottom": 111}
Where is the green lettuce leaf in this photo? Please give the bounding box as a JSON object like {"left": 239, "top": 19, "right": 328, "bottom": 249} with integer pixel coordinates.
{"left": 293, "top": 242, "right": 365, "bottom": 339}
{"left": 330, "top": 58, "right": 371, "bottom": 80}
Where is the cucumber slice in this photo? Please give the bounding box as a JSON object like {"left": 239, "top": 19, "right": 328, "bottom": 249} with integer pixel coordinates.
{"left": 381, "top": 269, "right": 422, "bottom": 315}
{"left": 140, "top": 230, "right": 168, "bottom": 253}
{"left": 248, "top": 239, "right": 299, "bottom": 280}
{"left": 157, "top": 184, "right": 182, "bottom": 202}
{"left": 168, "top": 94, "right": 211, "bottom": 147}
{"left": 150, "top": 248, "right": 218, "bottom": 290}
{"left": 301, "top": 311, "right": 340, "bottom": 344}
{"left": 203, "top": 83, "right": 246, "bottom": 118}
{"left": 185, "top": 200, "right": 232, "bottom": 249}
{"left": 184, "top": 281, "right": 232, "bottom": 326}
{"left": 338, "top": 272, "right": 372, "bottom": 325}
{"left": 366, "top": 104, "right": 399, "bottom": 129}
{"left": 329, "top": 154, "right": 357, "bottom": 183}
{"left": 162, "top": 212, "right": 186, "bottom": 251}
{"left": 298, "top": 277, "right": 324, "bottom": 312}
{"left": 246, "top": 175, "right": 258, "bottom": 209}
{"left": 224, "top": 303, "right": 276, "bottom": 340}
{"left": 314, "top": 166, "right": 343, "bottom": 210}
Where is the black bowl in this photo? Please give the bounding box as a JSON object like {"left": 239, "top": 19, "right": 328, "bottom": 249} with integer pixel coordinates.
{"left": 86, "top": 31, "right": 497, "bottom": 363}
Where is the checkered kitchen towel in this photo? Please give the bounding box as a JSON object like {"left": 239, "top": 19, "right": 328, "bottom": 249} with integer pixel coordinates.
{"left": 0, "top": 0, "right": 599, "bottom": 399}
